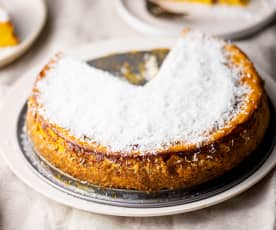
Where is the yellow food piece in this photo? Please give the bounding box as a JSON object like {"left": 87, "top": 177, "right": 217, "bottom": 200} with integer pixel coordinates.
{"left": 0, "top": 22, "right": 19, "bottom": 47}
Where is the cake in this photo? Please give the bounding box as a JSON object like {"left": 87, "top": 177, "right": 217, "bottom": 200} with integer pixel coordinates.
{"left": 0, "top": 7, "right": 19, "bottom": 47}
{"left": 26, "top": 30, "right": 270, "bottom": 192}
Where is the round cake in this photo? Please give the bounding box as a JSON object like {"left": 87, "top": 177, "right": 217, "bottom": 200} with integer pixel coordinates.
{"left": 26, "top": 30, "right": 270, "bottom": 191}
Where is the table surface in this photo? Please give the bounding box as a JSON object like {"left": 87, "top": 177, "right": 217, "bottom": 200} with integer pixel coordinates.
{"left": 0, "top": 0, "right": 275, "bottom": 229}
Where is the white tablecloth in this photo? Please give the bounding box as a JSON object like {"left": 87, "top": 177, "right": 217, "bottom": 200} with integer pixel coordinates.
{"left": 0, "top": 0, "right": 275, "bottom": 229}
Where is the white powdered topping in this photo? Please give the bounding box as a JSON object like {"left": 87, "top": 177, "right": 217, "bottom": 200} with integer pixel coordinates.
{"left": 36, "top": 31, "right": 249, "bottom": 153}
{"left": 0, "top": 7, "right": 9, "bottom": 22}
{"left": 143, "top": 54, "right": 159, "bottom": 81}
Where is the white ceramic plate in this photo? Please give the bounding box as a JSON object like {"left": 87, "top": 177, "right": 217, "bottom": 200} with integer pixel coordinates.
{"left": 115, "top": 0, "right": 276, "bottom": 39}
{"left": 0, "top": 0, "right": 47, "bottom": 67}
{"left": 0, "top": 39, "right": 275, "bottom": 217}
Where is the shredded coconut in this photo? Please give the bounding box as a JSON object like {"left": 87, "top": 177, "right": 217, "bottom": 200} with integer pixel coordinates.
{"left": 143, "top": 54, "right": 159, "bottom": 81}
{"left": 0, "top": 7, "right": 9, "bottom": 22}
{"left": 36, "top": 31, "right": 249, "bottom": 153}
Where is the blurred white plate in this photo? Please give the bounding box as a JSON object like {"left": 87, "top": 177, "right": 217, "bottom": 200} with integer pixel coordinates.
{"left": 115, "top": 0, "right": 276, "bottom": 39}
{"left": 0, "top": 0, "right": 46, "bottom": 67}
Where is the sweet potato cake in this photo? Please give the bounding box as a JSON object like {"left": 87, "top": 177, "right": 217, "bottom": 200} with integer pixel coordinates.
{"left": 26, "top": 30, "right": 269, "bottom": 191}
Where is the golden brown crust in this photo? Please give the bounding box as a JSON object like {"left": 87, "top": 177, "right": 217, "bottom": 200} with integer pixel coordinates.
{"left": 26, "top": 41, "right": 270, "bottom": 191}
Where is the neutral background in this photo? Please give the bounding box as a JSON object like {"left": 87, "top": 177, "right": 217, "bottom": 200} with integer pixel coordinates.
{"left": 0, "top": 0, "right": 275, "bottom": 229}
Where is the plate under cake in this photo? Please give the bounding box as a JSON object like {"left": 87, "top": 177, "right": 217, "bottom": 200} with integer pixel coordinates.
{"left": 0, "top": 6, "right": 19, "bottom": 47}
{"left": 26, "top": 30, "right": 270, "bottom": 192}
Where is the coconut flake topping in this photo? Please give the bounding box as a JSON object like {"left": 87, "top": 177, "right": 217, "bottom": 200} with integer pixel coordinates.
{"left": 36, "top": 31, "right": 249, "bottom": 153}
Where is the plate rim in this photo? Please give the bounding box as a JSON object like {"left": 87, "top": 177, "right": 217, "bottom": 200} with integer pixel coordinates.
{"left": 0, "top": 39, "right": 275, "bottom": 217}
{"left": 0, "top": 0, "right": 47, "bottom": 68}
{"left": 114, "top": 0, "right": 276, "bottom": 40}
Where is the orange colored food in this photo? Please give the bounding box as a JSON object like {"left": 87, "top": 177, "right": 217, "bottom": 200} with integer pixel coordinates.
{"left": 26, "top": 40, "right": 269, "bottom": 192}
{"left": 0, "top": 21, "right": 19, "bottom": 47}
